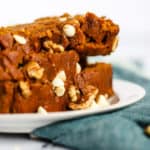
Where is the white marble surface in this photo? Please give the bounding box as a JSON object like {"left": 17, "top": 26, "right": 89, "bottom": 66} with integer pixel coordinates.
{"left": 0, "top": 134, "right": 67, "bottom": 150}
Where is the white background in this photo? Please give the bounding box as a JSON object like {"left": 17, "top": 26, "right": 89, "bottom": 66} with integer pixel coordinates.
{"left": 0, "top": 0, "right": 149, "bottom": 59}
{"left": 0, "top": 0, "right": 149, "bottom": 150}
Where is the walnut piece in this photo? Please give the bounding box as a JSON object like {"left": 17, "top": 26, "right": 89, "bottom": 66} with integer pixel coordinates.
{"left": 43, "top": 40, "right": 64, "bottom": 52}
{"left": 69, "top": 86, "right": 98, "bottom": 110}
{"left": 68, "top": 85, "right": 80, "bottom": 102}
{"left": 19, "top": 81, "right": 31, "bottom": 98}
{"left": 13, "top": 34, "right": 27, "bottom": 45}
{"left": 63, "top": 24, "right": 76, "bottom": 37}
{"left": 27, "top": 61, "right": 44, "bottom": 80}
{"left": 72, "top": 19, "right": 80, "bottom": 25}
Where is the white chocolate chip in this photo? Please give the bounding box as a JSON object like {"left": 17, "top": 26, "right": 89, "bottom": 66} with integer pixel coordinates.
{"left": 96, "top": 94, "right": 110, "bottom": 107}
{"left": 52, "top": 71, "right": 66, "bottom": 97}
{"left": 63, "top": 24, "right": 76, "bottom": 37}
{"left": 27, "top": 61, "right": 44, "bottom": 80}
{"left": 56, "top": 70, "right": 66, "bottom": 81}
{"left": 59, "top": 17, "right": 67, "bottom": 22}
{"left": 37, "top": 106, "right": 48, "bottom": 115}
{"left": 52, "top": 78, "right": 64, "bottom": 87}
{"left": 89, "top": 94, "right": 110, "bottom": 110}
{"left": 54, "top": 86, "right": 66, "bottom": 97}
{"left": 19, "top": 81, "right": 31, "bottom": 98}
{"left": 68, "top": 85, "right": 80, "bottom": 102}
{"left": 76, "top": 63, "right": 81, "bottom": 74}
{"left": 13, "top": 34, "right": 27, "bottom": 45}
{"left": 112, "top": 37, "right": 119, "bottom": 52}
{"left": 89, "top": 100, "right": 99, "bottom": 110}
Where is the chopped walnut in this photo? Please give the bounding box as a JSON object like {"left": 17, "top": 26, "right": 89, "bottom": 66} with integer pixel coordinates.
{"left": 68, "top": 85, "right": 80, "bottom": 102}
{"left": 69, "top": 86, "right": 98, "bottom": 110}
{"left": 43, "top": 40, "right": 64, "bottom": 52}
{"left": 72, "top": 19, "right": 80, "bottom": 25}
{"left": 13, "top": 34, "right": 27, "bottom": 45}
{"left": 69, "top": 19, "right": 80, "bottom": 26}
{"left": 27, "top": 61, "right": 44, "bottom": 80}
{"left": 19, "top": 81, "right": 31, "bottom": 98}
{"left": 63, "top": 24, "right": 76, "bottom": 37}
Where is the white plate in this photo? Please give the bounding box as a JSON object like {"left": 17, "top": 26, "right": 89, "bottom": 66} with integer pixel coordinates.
{"left": 0, "top": 79, "right": 145, "bottom": 133}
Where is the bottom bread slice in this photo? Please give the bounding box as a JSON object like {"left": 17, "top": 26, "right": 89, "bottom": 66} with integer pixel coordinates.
{"left": 0, "top": 52, "right": 114, "bottom": 113}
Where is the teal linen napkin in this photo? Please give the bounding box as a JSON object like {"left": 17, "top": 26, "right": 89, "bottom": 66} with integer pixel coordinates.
{"left": 31, "top": 65, "right": 150, "bottom": 150}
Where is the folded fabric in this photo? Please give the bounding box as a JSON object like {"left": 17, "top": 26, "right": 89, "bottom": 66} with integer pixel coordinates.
{"left": 31, "top": 65, "right": 150, "bottom": 150}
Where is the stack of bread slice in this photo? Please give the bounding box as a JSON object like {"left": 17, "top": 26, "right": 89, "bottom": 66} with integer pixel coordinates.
{"left": 0, "top": 12, "right": 119, "bottom": 113}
